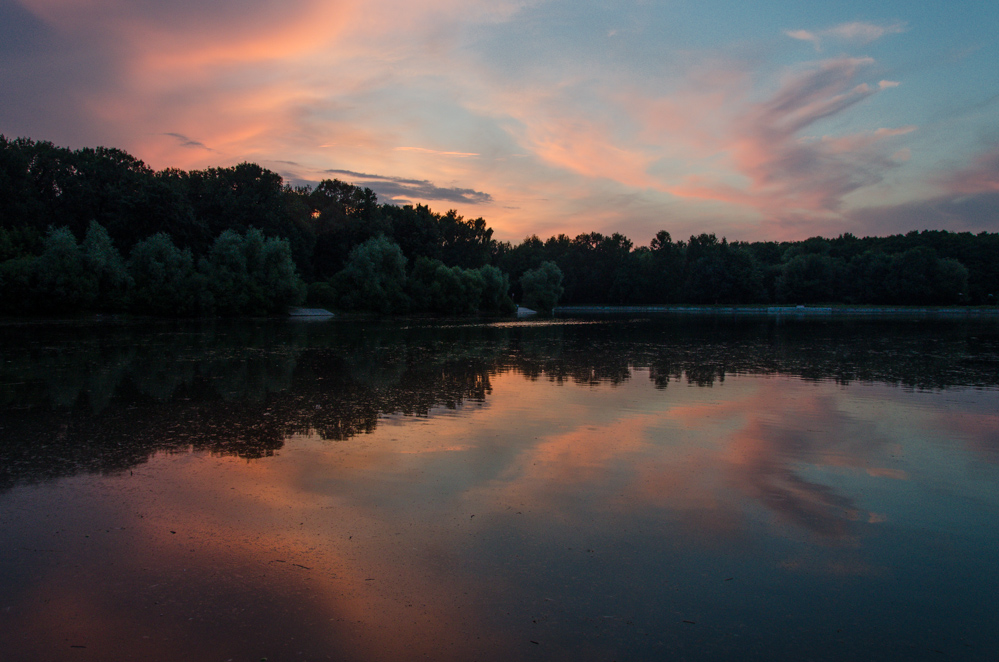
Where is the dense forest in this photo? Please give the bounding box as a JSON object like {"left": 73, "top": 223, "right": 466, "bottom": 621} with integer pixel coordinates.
{"left": 2, "top": 136, "right": 997, "bottom": 316}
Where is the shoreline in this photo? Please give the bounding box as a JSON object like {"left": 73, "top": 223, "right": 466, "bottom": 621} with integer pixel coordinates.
{"left": 554, "top": 304, "right": 999, "bottom": 317}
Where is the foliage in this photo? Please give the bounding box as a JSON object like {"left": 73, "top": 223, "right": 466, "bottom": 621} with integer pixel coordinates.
{"left": 477, "top": 264, "right": 516, "bottom": 314}
{"left": 127, "top": 233, "right": 207, "bottom": 316}
{"left": 201, "top": 228, "right": 306, "bottom": 315}
{"left": 407, "top": 257, "right": 487, "bottom": 314}
{"left": 0, "top": 226, "right": 43, "bottom": 261}
{"left": 681, "top": 235, "right": 764, "bottom": 304}
{"left": 306, "top": 281, "right": 339, "bottom": 309}
{"left": 884, "top": 247, "right": 968, "bottom": 305}
{"left": 33, "top": 226, "right": 97, "bottom": 313}
{"left": 0, "top": 256, "right": 38, "bottom": 314}
{"left": 4, "top": 136, "right": 999, "bottom": 313}
{"left": 250, "top": 230, "right": 308, "bottom": 313}
{"left": 329, "top": 235, "right": 410, "bottom": 314}
{"left": 83, "top": 221, "right": 132, "bottom": 311}
{"left": 520, "top": 261, "right": 564, "bottom": 313}
{"left": 776, "top": 254, "right": 842, "bottom": 304}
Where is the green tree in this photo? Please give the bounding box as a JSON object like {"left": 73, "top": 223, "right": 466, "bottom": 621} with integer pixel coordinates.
{"left": 330, "top": 235, "right": 410, "bottom": 313}
{"left": 646, "top": 230, "right": 685, "bottom": 303}
{"left": 407, "top": 257, "right": 486, "bottom": 314}
{"left": 251, "top": 230, "right": 307, "bottom": 313}
{"left": 477, "top": 264, "right": 516, "bottom": 313}
{"left": 202, "top": 228, "right": 306, "bottom": 315}
{"left": 496, "top": 234, "right": 545, "bottom": 302}
{"left": 0, "top": 226, "right": 44, "bottom": 261}
{"left": 520, "top": 261, "right": 564, "bottom": 313}
{"left": 846, "top": 251, "right": 892, "bottom": 303}
{"left": 202, "top": 229, "right": 254, "bottom": 315}
{"left": 682, "top": 235, "right": 764, "bottom": 304}
{"left": 438, "top": 210, "right": 495, "bottom": 268}
{"left": 775, "top": 253, "right": 842, "bottom": 304}
{"left": 82, "top": 221, "right": 131, "bottom": 311}
{"left": 128, "top": 233, "right": 207, "bottom": 316}
{"left": 306, "top": 179, "right": 385, "bottom": 280}
{"left": 33, "top": 226, "right": 97, "bottom": 312}
{"left": 885, "top": 247, "right": 968, "bottom": 305}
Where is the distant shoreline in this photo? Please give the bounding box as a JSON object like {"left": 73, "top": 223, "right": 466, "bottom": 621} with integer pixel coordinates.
{"left": 555, "top": 305, "right": 999, "bottom": 317}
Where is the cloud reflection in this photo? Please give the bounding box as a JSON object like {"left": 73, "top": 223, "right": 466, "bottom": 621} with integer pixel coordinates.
{"left": 4, "top": 365, "right": 997, "bottom": 659}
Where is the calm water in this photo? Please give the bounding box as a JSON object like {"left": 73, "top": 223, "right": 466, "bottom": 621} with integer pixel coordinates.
{"left": 1, "top": 316, "right": 998, "bottom": 661}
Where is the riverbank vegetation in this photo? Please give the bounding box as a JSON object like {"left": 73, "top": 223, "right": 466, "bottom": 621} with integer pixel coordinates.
{"left": 2, "top": 136, "right": 997, "bottom": 316}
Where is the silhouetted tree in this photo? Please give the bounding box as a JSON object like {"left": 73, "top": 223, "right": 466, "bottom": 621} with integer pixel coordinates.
{"left": 520, "top": 261, "right": 564, "bottom": 313}
{"left": 82, "top": 221, "right": 131, "bottom": 311}
{"left": 33, "top": 226, "right": 97, "bottom": 313}
{"left": 329, "top": 235, "right": 410, "bottom": 314}
{"left": 776, "top": 253, "right": 843, "bottom": 303}
{"left": 128, "top": 233, "right": 207, "bottom": 316}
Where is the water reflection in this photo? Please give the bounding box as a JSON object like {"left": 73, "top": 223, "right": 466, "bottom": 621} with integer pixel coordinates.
{"left": 3, "top": 317, "right": 998, "bottom": 491}
{"left": 1, "top": 317, "right": 998, "bottom": 661}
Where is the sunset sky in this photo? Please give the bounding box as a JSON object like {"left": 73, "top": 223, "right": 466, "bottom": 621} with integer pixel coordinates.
{"left": 2, "top": 0, "right": 997, "bottom": 243}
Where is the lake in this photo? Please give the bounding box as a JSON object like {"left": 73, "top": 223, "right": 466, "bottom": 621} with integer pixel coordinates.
{"left": 1, "top": 315, "right": 998, "bottom": 661}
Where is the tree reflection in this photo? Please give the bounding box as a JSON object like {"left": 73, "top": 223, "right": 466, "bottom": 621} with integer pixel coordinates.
{"left": 1, "top": 316, "right": 997, "bottom": 490}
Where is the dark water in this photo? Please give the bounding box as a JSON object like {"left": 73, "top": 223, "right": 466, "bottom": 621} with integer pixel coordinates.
{"left": 1, "top": 316, "right": 998, "bottom": 661}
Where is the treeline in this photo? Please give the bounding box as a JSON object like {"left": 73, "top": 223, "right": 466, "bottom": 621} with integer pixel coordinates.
{"left": 2, "top": 136, "right": 998, "bottom": 316}
{"left": 1, "top": 222, "right": 305, "bottom": 315}
{"left": 499, "top": 230, "right": 997, "bottom": 306}
{"left": 0, "top": 137, "right": 539, "bottom": 315}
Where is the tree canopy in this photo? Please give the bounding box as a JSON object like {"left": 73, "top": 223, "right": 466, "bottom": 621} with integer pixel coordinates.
{"left": 3, "top": 136, "right": 997, "bottom": 316}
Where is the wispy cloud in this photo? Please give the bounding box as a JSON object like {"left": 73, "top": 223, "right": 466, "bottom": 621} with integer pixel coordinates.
{"left": 162, "top": 132, "right": 214, "bottom": 152}
{"left": 525, "top": 119, "right": 656, "bottom": 189}
{"left": 6, "top": 0, "right": 995, "bottom": 241}
{"left": 841, "top": 145, "right": 999, "bottom": 234}
{"left": 936, "top": 146, "right": 999, "bottom": 194}
{"left": 786, "top": 21, "right": 907, "bottom": 51}
{"left": 647, "top": 56, "right": 911, "bottom": 223}
{"left": 846, "top": 193, "right": 999, "bottom": 236}
{"left": 394, "top": 146, "right": 480, "bottom": 158}
{"left": 323, "top": 169, "right": 493, "bottom": 205}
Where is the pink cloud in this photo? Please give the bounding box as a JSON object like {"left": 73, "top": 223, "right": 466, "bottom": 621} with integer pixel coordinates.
{"left": 936, "top": 146, "right": 999, "bottom": 195}
{"left": 528, "top": 121, "right": 657, "bottom": 189}
{"left": 637, "top": 56, "right": 915, "bottom": 231}
{"left": 820, "top": 126, "right": 916, "bottom": 154}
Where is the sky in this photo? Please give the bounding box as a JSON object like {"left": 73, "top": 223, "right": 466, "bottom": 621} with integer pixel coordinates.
{"left": 2, "top": 0, "right": 998, "bottom": 244}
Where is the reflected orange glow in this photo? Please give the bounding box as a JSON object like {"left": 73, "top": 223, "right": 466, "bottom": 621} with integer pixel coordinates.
{"left": 4, "top": 369, "right": 991, "bottom": 659}
{"left": 933, "top": 409, "right": 999, "bottom": 463}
